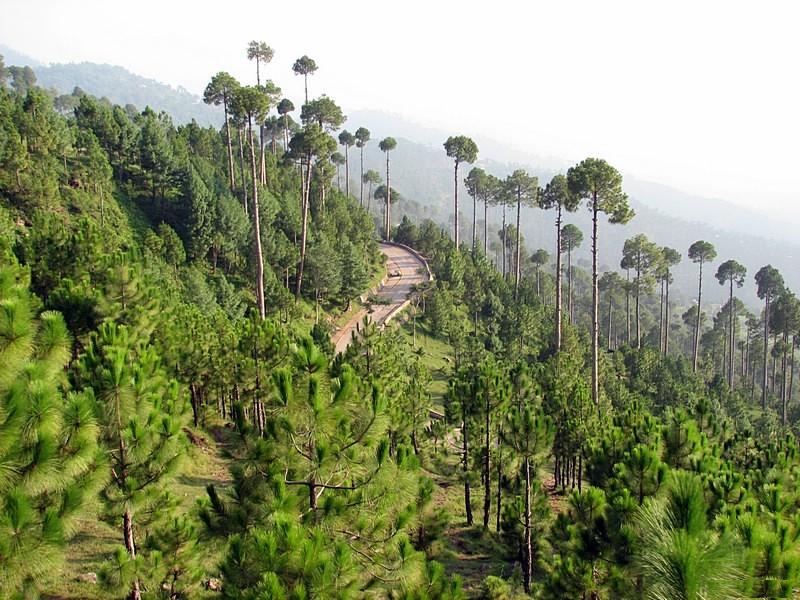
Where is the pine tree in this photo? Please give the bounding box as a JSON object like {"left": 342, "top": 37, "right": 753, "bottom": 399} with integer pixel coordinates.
{"left": 137, "top": 108, "right": 174, "bottom": 200}
{"left": 355, "top": 126, "right": 371, "bottom": 207}
{"left": 568, "top": 158, "right": 633, "bottom": 406}
{"left": 501, "top": 398, "right": 554, "bottom": 593}
{"left": 540, "top": 174, "right": 580, "bottom": 349}
{"left": 75, "top": 322, "right": 189, "bottom": 600}
{"left": 503, "top": 169, "right": 538, "bottom": 296}
{"left": 204, "top": 72, "right": 240, "bottom": 190}
{"left": 0, "top": 255, "right": 102, "bottom": 597}
{"left": 214, "top": 339, "right": 433, "bottom": 596}
{"left": 688, "top": 240, "right": 717, "bottom": 372}
{"left": 755, "top": 265, "right": 785, "bottom": 410}
{"left": 635, "top": 472, "right": 743, "bottom": 600}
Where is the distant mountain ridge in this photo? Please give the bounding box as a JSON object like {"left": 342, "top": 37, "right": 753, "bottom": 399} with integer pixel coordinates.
{"left": 0, "top": 44, "right": 221, "bottom": 126}
{"left": 0, "top": 44, "right": 43, "bottom": 68}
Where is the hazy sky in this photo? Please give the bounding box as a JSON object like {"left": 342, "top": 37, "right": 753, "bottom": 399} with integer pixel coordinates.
{"left": 2, "top": 0, "right": 798, "bottom": 216}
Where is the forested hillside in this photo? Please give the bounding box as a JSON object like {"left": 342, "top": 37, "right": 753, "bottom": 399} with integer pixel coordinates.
{"left": 3, "top": 43, "right": 796, "bottom": 305}
{"left": 3, "top": 39, "right": 800, "bottom": 600}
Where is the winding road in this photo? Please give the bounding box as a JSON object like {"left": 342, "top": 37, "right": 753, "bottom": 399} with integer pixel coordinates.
{"left": 332, "top": 242, "right": 429, "bottom": 355}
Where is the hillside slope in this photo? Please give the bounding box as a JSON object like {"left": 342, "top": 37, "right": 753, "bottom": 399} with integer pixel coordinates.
{"left": 1, "top": 44, "right": 221, "bottom": 125}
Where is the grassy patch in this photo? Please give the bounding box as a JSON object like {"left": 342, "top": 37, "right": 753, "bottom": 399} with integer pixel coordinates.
{"left": 331, "top": 297, "right": 367, "bottom": 329}
{"left": 397, "top": 320, "right": 453, "bottom": 410}
{"left": 421, "top": 441, "right": 515, "bottom": 597}
{"left": 40, "top": 425, "right": 235, "bottom": 599}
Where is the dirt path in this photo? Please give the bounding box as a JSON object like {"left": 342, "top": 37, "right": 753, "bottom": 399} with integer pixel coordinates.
{"left": 332, "top": 242, "right": 428, "bottom": 354}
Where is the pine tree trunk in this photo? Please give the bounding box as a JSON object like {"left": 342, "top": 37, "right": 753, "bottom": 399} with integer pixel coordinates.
{"left": 501, "top": 204, "right": 507, "bottom": 278}
{"left": 720, "top": 328, "right": 726, "bottom": 377}
{"left": 385, "top": 152, "right": 391, "bottom": 240}
{"left": 763, "top": 296, "right": 770, "bottom": 410}
{"left": 296, "top": 157, "right": 313, "bottom": 300}
{"left": 744, "top": 333, "right": 749, "bottom": 380}
{"left": 772, "top": 334, "right": 778, "bottom": 394}
{"left": 572, "top": 456, "right": 577, "bottom": 489}
{"left": 665, "top": 279, "right": 671, "bottom": 355}
{"left": 514, "top": 192, "right": 522, "bottom": 296}
{"left": 484, "top": 198, "right": 489, "bottom": 256}
{"left": 568, "top": 247, "right": 574, "bottom": 324}
{"left": 782, "top": 331, "right": 788, "bottom": 425}
{"left": 309, "top": 477, "right": 317, "bottom": 512}
{"left": 495, "top": 429, "right": 502, "bottom": 532}
{"left": 556, "top": 458, "right": 562, "bottom": 488}
{"left": 344, "top": 144, "right": 350, "bottom": 197}
{"left": 223, "top": 101, "right": 235, "bottom": 190}
{"left": 123, "top": 509, "right": 141, "bottom": 600}
{"left": 693, "top": 260, "right": 703, "bottom": 373}
{"left": 625, "top": 269, "right": 631, "bottom": 344}
{"left": 237, "top": 125, "right": 248, "bottom": 217}
{"left": 453, "top": 161, "right": 460, "bottom": 248}
{"left": 359, "top": 145, "right": 364, "bottom": 206}
{"left": 253, "top": 362, "right": 264, "bottom": 435}
{"left": 659, "top": 278, "right": 665, "bottom": 352}
{"left": 789, "top": 337, "right": 796, "bottom": 409}
{"left": 259, "top": 123, "right": 266, "bottom": 184}
{"left": 635, "top": 266, "right": 641, "bottom": 349}
{"left": 483, "top": 395, "right": 491, "bottom": 529}
{"left": 189, "top": 383, "right": 199, "bottom": 427}
{"left": 462, "top": 405, "right": 473, "bottom": 526}
{"left": 591, "top": 200, "right": 600, "bottom": 406}
{"left": 555, "top": 207, "right": 563, "bottom": 350}
{"left": 472, "top": 188, "right": 477, "bottom": 254}
{"left": 117, "top": 385, "right": 139, "bottom": 600}
{"left": 523, "top": 456, "right": 532, "bottom": 594}
{"left": 607, "top": 295, "right": 613, "bottom": 350}
{"left": 248, "top": 116, "right": 266, "bottom": 319}
{"left": 729, "top": 278, "right": 735, "bottom": 389}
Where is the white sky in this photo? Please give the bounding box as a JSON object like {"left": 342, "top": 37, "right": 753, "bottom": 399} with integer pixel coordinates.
{"left": 2, "top": 0, "right": 798, "bottom": 217}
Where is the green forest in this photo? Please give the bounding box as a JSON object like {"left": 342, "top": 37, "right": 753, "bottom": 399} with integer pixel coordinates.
{"left": 2, "top": 41, "right": 800, "bottom": 600}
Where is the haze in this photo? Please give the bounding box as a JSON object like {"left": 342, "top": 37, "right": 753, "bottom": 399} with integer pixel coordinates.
{"left": 2, "top": 0, "right": 798, "bottom": 219}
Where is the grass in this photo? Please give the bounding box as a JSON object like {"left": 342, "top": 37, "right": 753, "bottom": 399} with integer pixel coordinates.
{"left": 366, "top": 257, "right": 388, "bottom": 290}
{"left": 40, "top": 424, "right": 235, "bottom": 600}
{"left": 396, "top": 319, "right": 453, "bottom": 410}
{"left": 420, "top": 443, "right": 573, "bottom": 597}
{"left": 420, "top": 438, "right": 517, "bottom": 597}
{"left": 330, "top": 298, "right": 365, "bottom": 329}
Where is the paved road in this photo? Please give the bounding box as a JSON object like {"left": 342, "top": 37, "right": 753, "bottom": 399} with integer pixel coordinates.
{"left": 332, "top": 242, "right": 428, "bottom": 354}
